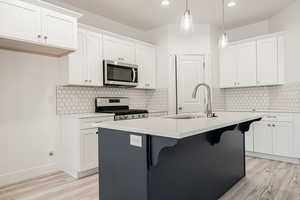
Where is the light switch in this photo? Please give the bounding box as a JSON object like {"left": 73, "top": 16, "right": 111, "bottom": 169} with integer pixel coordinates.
{"left": 130, "top": 135, "right": 142, "bottom": 148}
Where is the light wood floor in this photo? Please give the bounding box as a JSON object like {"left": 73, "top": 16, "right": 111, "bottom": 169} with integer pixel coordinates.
{"left": 1, "top": 157, "right": 300, "bottom": 200}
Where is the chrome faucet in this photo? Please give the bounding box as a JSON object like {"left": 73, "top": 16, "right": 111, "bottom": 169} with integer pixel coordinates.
{"left": 192, "top": 83, "right": 214, "bottom": 118}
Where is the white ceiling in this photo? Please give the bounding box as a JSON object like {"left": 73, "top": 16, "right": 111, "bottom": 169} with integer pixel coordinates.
{"left": 44, "top": 0, "right": 295, "bottom": 30}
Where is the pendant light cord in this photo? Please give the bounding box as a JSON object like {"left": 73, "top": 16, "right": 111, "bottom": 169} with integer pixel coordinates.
{"left": 186, "top": 0, "right": 188, "bottom": 11}
{"left": 222, "top": 0, "right": 225, "bottom": 32}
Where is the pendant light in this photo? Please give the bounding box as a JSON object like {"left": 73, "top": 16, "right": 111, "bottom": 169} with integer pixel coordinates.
{"left": 219, "top": 0, "right": 228, "bottom": 48}
{"left": 180, "top": 0, "right": 194, "bottom": 32}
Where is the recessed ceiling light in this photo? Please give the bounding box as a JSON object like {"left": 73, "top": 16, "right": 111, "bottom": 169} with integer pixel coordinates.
{"left": 227, "top": 1, "right": 237, "bottom": 7}
{"left": 161, "top": 0, "right": 170, "bottom": 7}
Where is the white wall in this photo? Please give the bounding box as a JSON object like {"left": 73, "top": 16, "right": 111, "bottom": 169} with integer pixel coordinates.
{"left": 0, "top": 0, "right": 152, "bottom": 187}
{"left": 147, "top": 24, "right": 213, "bottom": 89}
{"left": 227, "top": 20, "right": 269, "bottom": 42}
{"left": 268, "top": 0, "right": 300, "bottom": 83}
{"left": 167, "top": 24, "right": 211, "bottom": 55}
{"left": 0, "top": 50, "right": 60, "bottom": 186}
{"left": 146, "top": 24, "right": 216, "bottom": 114}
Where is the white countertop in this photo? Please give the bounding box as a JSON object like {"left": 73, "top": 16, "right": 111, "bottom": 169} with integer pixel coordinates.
{"left": 94, "top": 112, "right": 263, "bottom": 139}
{"left": 60, "top": 113, "right": 115, "bottom": 119}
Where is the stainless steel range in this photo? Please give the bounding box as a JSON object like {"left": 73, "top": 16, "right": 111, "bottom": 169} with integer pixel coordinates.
{"left": 95, "top": 97, "right": 148, "bottom": 121}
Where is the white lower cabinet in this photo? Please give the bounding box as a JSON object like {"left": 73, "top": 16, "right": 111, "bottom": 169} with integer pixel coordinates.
{"left": 246, "top": 113, "right": 296, "bottom": 161}
{"left": 59, "top": 115, "right": 114, "bottom": 178}
{"left": 80, "top": 129, "right": 98, "bottom": 171}
{"left": 253, "top": 122, "right": 273, "bottom": 155}
{"left": 245, "top": 126, "right": 254, "bottom": 152}
{"left": 272, "top": 122, "right": 293, "bottom": 157}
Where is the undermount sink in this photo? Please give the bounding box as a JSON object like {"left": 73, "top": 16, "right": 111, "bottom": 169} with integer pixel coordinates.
{"left": 165, "top": 114, "right": 207, "bottom": 119}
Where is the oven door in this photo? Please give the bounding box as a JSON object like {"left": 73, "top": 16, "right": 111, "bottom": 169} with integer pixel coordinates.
{"left": 103, "top": 60, "right": 138, "bottom": 87}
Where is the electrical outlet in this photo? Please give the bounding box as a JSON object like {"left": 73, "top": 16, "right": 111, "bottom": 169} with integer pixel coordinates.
{"left": 130, "top": 135, "right": 142, "bottom": 148}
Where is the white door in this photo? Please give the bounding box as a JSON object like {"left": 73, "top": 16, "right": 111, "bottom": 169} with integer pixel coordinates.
{"left": 177, "top": 55, "right": 205, "bottom": 113}
{"left": 68, "top": 29, "right": 86, "bottom": 85}
{"left": 80, "top": 129, "right": 98, "bottom": 171}
{"left": 273, "top": 122, "right": 293, "bottom": 157}
{"left": 86, "top": 31, "right": 102, "bottom": 86}
{"left": 254, "top": 122, "right": 273, "bottom": 154}
{"left": 257, "top": 37, "right": 278, "bottom": 85}
{"left": 237, "top": 42, "right": 257, "bottom": 87}
{"left": 0, "top": 0, "right": 41, "bottom": 43}
{"left": 220, "top": 46, "right": 237, "bottom": 88}
{"left": 245, "top": 125, "right": 254, "bottom": 152}
{"left": 136, "top": 44, "right": 156, "bottom": 89}
{"left": 103, "top": 35, "right": 135, "bottom": 63}
{"left": 41, "top": 8, "right": 77, "bottom": 49}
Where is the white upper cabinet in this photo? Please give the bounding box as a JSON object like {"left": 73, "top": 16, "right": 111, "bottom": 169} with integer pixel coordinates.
{"left": 66, "top": 29, "right": 86, "bottom": 85}
{"left": 136, "top": 43, "right": 156, "bottom": 89}
{"left": 0, "top": 0, "right": 81, "bottom": 56}
{"left": 220, "top": 33, "right": 285, "bottom": 88}
{"left": 237, "top": 42, "right": 257, "bottom": 87}
{"left": 62, "top": 28, "right": 102, "bottom": 87}
{"left": 103, "top": 35, "right": 135, "bottom": 63}
{"left": 41, "top": 8, "right": 78, "bottom": 50}
{"left": 0, "top": 0, "right": 41, "bottom": 43}
{"left": 86, "top": 31, "right": 102, "bottom": 86}
{"left": 257, "top": 37, "right": 278, "bottom": 85}
{"left": 220, "top": 46, "right": 237, "bottom": 88}
{"left": 220, "top": 42, "right": 257, "bottom": 88}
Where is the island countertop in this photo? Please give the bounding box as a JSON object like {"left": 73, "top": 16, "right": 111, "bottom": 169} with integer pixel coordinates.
{"left": 94, "top": 112, "right": 263, "bottom": 139}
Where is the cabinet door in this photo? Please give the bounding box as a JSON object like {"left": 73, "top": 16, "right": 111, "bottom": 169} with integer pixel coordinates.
{"left": 86, "top": 31, "right": 102, "bottom": 86}
{"left": 257, "top": 37, "right": 278, "bottom": 85}
{"left": 237, "top": 42, "right": 257, "bottom": 87}
{"left": 136, "top": 44, "right": 156, "bottom": 89}
{"left": 80, "top": 129, "right": 98, "bottom": 171}
{"left": 103, "top": 35, "right": 135, "bottom": 63}
{"left": 67, "top": 29, "right": 86, "bottom": 85}
{"left": 273, "top": 122, "right": 293, "bottom": 157}
{"left": 41, "top": 8, "right": 77, "bottom": 50}
{"left": 254, "top": 122, "right": 273, "bottom": 154}
{"left": 245, "top": 125, "right": 254, "bottom": 152}
{"left": 220, "top": 46, "right": 237, "bottom": 88}
{"left": 0, "top": 0, "right": 41, "bottom": 43}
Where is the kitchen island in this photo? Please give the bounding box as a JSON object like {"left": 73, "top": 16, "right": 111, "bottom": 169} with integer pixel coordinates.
{"left": 95, "top": 112, "right": 262, "bottom": 200}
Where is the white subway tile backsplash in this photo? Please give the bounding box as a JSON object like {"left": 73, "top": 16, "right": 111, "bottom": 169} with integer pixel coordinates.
{"left": 222, "top": 82, "right": 300, "bottom": 112}
{"left": 56, "top": 86, "right": 168, "bottom": 115}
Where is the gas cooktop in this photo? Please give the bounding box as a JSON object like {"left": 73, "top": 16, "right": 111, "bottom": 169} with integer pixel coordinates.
{"left": 95, "top": 97, "right": 149, "bottom": 121}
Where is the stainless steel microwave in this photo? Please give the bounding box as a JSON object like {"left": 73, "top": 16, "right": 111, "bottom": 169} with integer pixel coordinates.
{"left": 103, "top": 60, "right": 138, "bottom": 87}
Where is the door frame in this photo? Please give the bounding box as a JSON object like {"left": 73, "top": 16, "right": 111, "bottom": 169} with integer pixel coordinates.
{"left": 168, "top": 53, "right": 209, "bottom": 115}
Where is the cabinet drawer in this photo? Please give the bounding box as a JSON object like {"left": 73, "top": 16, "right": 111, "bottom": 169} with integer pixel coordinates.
{"left": 262, "top": 113, "right": 293, "bottom": 122}
{"left": 80, "top": 117, "right": 113, "bottom": 130}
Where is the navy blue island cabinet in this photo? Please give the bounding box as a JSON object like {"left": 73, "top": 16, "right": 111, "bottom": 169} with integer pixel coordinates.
{"left": 98, "top": 118, "right": 260, "bottom": 200}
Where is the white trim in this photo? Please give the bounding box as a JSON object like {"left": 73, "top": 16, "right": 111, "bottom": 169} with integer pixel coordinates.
{"left": 229, "top": 31, "right": 287, "bottom": 46}
{"left": 0, "top": 163, "right": 58, "bottom": 187}
{"left": 246, "top": 151, "right": 300, "bottom": 164}
{"left": 22, "top": 0, "right": 82, "bottom": 18}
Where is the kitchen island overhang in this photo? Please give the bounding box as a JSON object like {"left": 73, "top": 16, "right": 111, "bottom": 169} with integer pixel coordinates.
{"left": 96, "top": 112, "right": 262, "bottom": 200}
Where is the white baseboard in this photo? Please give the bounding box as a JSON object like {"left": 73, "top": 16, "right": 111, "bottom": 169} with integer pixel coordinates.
{"left": 0, "top": 163, "right": 58, "bottom": 187}
{"left": 246, "top": 151, "right": 300, "bottom": 164}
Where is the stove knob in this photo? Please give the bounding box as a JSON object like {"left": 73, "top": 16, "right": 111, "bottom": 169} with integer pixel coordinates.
{"left": 124, "top": 115, "right": 128, "bottom": 120}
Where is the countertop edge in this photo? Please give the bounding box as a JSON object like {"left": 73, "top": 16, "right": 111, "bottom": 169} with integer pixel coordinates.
{"left": 94, "top": 114, "right": 263, "bottom": 139}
